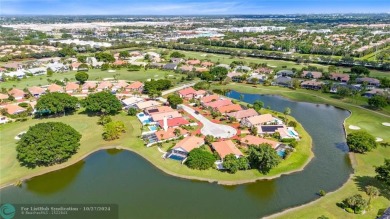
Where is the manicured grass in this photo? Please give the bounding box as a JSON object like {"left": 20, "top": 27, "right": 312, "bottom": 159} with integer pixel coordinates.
{"left": 211, "top": 83, "right": 390, "bottom": 218}
{"left": 212, "top": 83, "right": 390, "bottom": 141}
{"left": 0, "top": 104, "right": 312, "bottom": 186}
{"left": 0, "top": 112, "right": 143, "bottom": 186}
{"left": 153, "top": 49, "right": 390, "bottom": 79}
{"left": 0, "top": 68, "right": 185, "bottom": 89}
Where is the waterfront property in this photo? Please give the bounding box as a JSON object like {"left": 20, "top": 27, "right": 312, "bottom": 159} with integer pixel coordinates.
{"left": 167, "top": 136, "right": 205, "bottom": 160}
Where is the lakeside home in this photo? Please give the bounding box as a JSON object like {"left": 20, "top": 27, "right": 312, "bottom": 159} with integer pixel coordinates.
{"left": 240, "top": 114, "right": 278, "bottom": 127}
{"left": 211, "top": 140, "right": 243, "bottom": 159}
{"left": 226, "top": 109, "right": 258, "bottom": 121}
{"left": 168, "top": 136, "right": 205, "bottom": 159}
{"left": 240, "top": 135, "right": 280, "bottom": 149}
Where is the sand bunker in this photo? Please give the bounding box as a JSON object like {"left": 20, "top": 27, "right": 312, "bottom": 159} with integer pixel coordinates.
{"left": 376, "top": 138, "right": 383, "bottom": 142}
{"left": 382, "top": 122, "right": 390, "bottom": 127}
{"left": 349, "top": 125, "right": 361, "bottom": 130}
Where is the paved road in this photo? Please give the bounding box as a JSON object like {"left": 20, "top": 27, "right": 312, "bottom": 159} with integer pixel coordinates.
{"left": 180, "top": 104, "right": 237, "bottom": 138}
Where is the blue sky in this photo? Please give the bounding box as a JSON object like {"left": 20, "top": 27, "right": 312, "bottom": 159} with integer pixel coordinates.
{"left": 1, "top": 0, "right": 389, "bottom": 15}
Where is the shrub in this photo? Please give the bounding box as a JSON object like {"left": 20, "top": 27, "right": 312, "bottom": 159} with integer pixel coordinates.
{"left": 185, "top": 148, "right": 216, "bottom": 170}
{"left": 347, "top": 131, "right": 377, "bottom": 153}
{"left": 318, "top": 190, "right": 326, "bottom": 196}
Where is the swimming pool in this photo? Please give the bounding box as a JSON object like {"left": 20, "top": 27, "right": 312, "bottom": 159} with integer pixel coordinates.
{"left": 148, "top": 125, "right": 158, "bottom": 131}
{"left": 169, "top": 154, "right": 185, "bottom": 161}
{"left": 277, "top": 150, "right": 285, "bottom": 157}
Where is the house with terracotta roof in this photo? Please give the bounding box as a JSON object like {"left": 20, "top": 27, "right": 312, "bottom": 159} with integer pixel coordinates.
{"left": 8, "top": 88, "right": 25, "bottom": 100}
{"left": 301, "top": 80, "right": 324, "bottom": 90}
{"left": 169, "top": 136, "right": 205, "bottom": 158}
{"left": 180, "top": 65, "right": 194, "bottom": 72}
{"left": 28, "top": 86, "right": 46, "bottom": 97}
{"left": 302, "top": 71, "right": 322, "bottom": 79}
{"left": 211, "top": 140, "right": 243, "bottom": 159}
{"left": 200, "top": 94, "right": 221, "bottom": 104}
{"left": 157, "top": 117, "right": 190, "bottom": 129}
{"left": 226, "top": 108, "right": 258, "bottom": 121}
{"left": 135, "top": 100, "right": 162, "bottom": 110}
{"left": 240, "top": 114, "right": 277, "bottom": 128}
{"left": 330, "top": 73, "right": 350, "bottom": 83}
{"left": 203, "top": 99, "right": 232, "bottom": 109}
{"left": 113, "top": 60, "right": 127, "bottom": 66}
{"left": 186, "top": 59, "right": 201, "bottom": 65}
{"left": 201, "top": 61, "right": 214, "bottom": 68}
{"left": 97, "top": 81, "right": 113, "bottom": 92}
{"left": 217, "top": 104, "right": 242, "bottom": 114}
{"left": 178, "top": 87, "right": 197, "bottom": 99}
{"left": 71, "top": 62, "right": 82, "bottom": 71}
{"left": 81, "top": 81, "right": 97, "bottom": 93}
{"left": 126, "top": 81, "right": 144, "bottom": 93}
{"left": 0, "top": 93, "right": 9, "bottom": 102}
{"left": 151, "top": 111, "right": 182, "bottom": 122}
{"left": 194, "top": 90, "right": 207, "bottom": 99}
{"left": 113, "top": 80, "right": 128, "bottom": 91}
{"left": 65, "top": 82, "right": 80, "bottom": 94}
{"left": 195, "top": 67, "right": 208, "bottom": 73}
{"left": 240, "top": 135, "right": 280, "bottom": 149}
{"left": 154, "top": 127, "right": 189, "bottom": 143}
{"left": 145, "top": 106, "right": 175, "bottom": 115}
{"left": 2, "top": 104, "right": 26, "bottom": 115}
{"left": 47, "top": 84, "right": 64, "bottom": 93}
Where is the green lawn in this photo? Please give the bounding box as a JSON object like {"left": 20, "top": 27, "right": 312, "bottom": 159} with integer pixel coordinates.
{"left": 0, "top": 104, "right": 312, "bottom": 186}
{"left": 0, "top": 112, "right": 143, "bottom": 187}
{"left": 211, "top": 83, "right": 390, "bottom": 219}
{"left": 0, "top": 68, "right": 185, "bottom": 89}
{"left": 152, "top": 48, "right": 390, "bottom": 79}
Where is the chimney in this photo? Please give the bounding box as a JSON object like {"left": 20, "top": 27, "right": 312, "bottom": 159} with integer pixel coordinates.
{"left": 163, "top": 116, "right": 168, "bottom": 131}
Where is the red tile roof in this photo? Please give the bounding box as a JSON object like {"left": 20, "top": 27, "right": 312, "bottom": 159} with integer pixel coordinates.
{"left": 127, "top": 81, "right": 143, "bottom": 89}
{"left": 158, "top": 117, "right": 190, "bottom": 128}
{"left": 173, "top": 136, "right": 205, "bottom": 153}
{"left": 28, "top": 86, "right": 45, "bottom": 95}
{"left": 226, "top": 109, "right": 258, "bottom": 120}
{"left": 2, "top": 104, "right": 26, "bottom": 115}
{"left": 8, "top": 88, "right": 25, "bottom": 98}
{"left": 204, "top": 99, "right": 232, "bottom": 109}
{"left": 201, "top": 94, "right": 220, "bottom": 103}
{"left": 240, "top": 135, "right": 280, "bottom": 149}
{"left": 47, "top": 84, "right": 63, "bottom": 93}
{"left": 155, "top": 127, "right": 188, "bottom": 141}
{"left": 211, "top": 140, "right": 243, "bottom": 159}
{"left": 217, "top": 104, "right": 242, "bottom": 114}
{"left": 178, "top": 87, "right": 197, "bottom": 96}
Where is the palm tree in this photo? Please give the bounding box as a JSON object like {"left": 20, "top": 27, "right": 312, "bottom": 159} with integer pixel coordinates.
{"left": 284, "top": 107, "right": 291, "bottom": 123}
{"left": 365, "top": 185, "right": 380, "bottom": 207}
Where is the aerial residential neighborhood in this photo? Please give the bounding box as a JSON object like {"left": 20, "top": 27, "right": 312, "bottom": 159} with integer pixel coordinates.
{"left": 0, "top": 2, "right": 389, "bottom": 219}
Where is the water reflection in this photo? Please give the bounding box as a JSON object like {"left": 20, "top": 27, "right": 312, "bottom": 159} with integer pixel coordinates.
{"left": 26, "top": 161, "right": 85, "bottom": 195}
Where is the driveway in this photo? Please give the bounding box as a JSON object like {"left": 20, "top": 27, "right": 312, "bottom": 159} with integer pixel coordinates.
{"left": 180, "top": 104, "right": 237, "bottom": 138}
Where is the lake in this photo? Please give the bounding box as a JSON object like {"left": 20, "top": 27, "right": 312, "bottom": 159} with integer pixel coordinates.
{"left": 0, "top": 90, "right": 353, "bottom": 219}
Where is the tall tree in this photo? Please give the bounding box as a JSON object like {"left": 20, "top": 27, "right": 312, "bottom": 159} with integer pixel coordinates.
{"left": 16, "top": 122, "right": 81, "bottom": 167}
{"left": 247, "top": 144, "right": 281, "bottom": 174}
{"left": 81, "top": 91, "right": 122, "bottom": 115}
{"left": 375, "top": 159, "right": 390, "bottom": 187}
{"left": 347, "top": 131, "right": 377, "bottom": 153}
{"left": 167, "top": 94, "right": 183, "bottom": 109}
{"left": 75, "top": 72, "right": 89, "bottom": 84}
{"left": 36, "top": 92, "right": 78, "bottom": 115}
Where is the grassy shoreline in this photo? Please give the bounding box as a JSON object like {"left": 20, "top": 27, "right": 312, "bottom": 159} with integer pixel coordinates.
{"left": 211, "top": 83, "right": 390, "bottom": 219}
{"left": 0, "top": 104, "right": 313, "bottom": 188}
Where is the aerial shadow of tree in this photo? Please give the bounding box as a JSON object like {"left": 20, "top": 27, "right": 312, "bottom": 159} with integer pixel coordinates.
{"left": 353, "top": 175, "right": 390, "bottom": 200}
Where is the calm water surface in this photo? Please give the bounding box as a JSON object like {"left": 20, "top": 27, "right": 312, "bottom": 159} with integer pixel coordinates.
{"left": 0, "top": 90, "right": 353, "bottom": 219}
